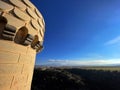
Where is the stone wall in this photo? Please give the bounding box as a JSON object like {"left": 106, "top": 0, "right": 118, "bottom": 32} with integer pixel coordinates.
{"left": 0, "top": 0, "right": 45, "bottom": 90}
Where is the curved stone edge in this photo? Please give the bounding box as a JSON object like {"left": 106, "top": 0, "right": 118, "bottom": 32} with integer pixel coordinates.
{"left": 0, "top": 0, "right": 45, "bottom": 53}
{"left": 0, "top": 15, "right": 44, "bottom": 52}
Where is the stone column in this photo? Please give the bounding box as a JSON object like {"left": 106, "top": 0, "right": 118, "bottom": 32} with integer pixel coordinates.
{"left": 0, "top": 0, "right": 45, "bottom": 90}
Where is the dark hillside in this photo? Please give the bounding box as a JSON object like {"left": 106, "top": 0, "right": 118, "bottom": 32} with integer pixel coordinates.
{"left": 32, "top": 68, "right": 120, "bottom": 90}
{"left": 32, "top": 68, "right": 89, "bottom": 90}
{"left": 65, "top": 68, "right": 120, "bottom": 90}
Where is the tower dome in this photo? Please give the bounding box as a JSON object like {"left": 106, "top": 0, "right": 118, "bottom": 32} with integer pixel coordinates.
{"left": 0, "top": 0, "right": 45, "bottom": 90}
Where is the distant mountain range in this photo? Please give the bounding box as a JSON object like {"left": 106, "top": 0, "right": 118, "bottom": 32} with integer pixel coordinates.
{"left": 35, "top": 64, "right": 120, "bottom": 68}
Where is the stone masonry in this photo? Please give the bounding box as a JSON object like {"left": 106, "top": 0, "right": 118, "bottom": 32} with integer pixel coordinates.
{"left": 0, "top": 0, "right": 45, "bottom": 90}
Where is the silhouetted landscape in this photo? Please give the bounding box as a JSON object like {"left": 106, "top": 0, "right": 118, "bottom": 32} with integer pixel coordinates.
{"left": 32, "top": 66, "right": 120, "bottom": 90}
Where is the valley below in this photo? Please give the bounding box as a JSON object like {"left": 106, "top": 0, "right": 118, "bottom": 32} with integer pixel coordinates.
{"left": 32, "top": 66, "right": 120, "bottom": 90}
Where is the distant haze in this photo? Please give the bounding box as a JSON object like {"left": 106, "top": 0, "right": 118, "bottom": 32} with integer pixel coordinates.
{"left": 37, "top": 59, "right": 120, "bottom": 66}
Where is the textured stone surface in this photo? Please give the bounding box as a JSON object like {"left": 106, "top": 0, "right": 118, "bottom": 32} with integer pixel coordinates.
{"left": 0, "top": 51, "right": 19, "bottom": 64}
{"left": 4, "top": 14, "right": 25, "bottom": 29}
{"left": 19, "top": 54, "right": 32, "bottom": 64}
{"left": 31, "top": 19, "right": 40, "bottom": 30}
{"left": 0, "top": 0, "right": 45, "bottom": 90}
{"left": 26, "top": 7, "right": 38, "bottom": 19}
{"left": 14, "top": 7, "right": 30, "bottom": 21}
{"left": 0, "top": 0, "right": 13, "bottom": 12}
{"left": 23, "top": 0, "right": 35, "bottom": 9}
{"left": 0, "top": 75, "right": 13, "bottom": 89}
{"left": 35, "top": 8, "right": 43, "bottom": 18}
{"left": 0, "top": 64, "right": 23, "bottom": 74}
{"left": 38, "top": 18, "right": 44, "bottom": 30}
{"left": 10, "top": 0, "right": 26, "bottom": 10}
{"left": 26, "top": 23, "right": 37, "bottom": 36}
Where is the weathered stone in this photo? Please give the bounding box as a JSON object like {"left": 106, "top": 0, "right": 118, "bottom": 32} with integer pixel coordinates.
{"left": 26, "top": 7, "right": 38, "bottom": 19}
{"left": 0, "top": 64, "right": 23, "bottom": 74}
{"left": 26, "top": 23, "right": 37, "bottom": 36}
{"left": 0, "top": 51, "right": 19, "bottom": 64}
{"left": 35, "top": 8, "right": 43, "bottom": 18}
{"left": 4, "top": 14, "right": 25, "bottom": 29}
{"left": 0, "top": 0, "right": 13, "bottom": 12}
{"left": 31, "top": 19, "right": 40, "bottom": 30}
{"left": 14, "top": 8, "right": 30, "bottom": 21}
{"left": 22, "top": 64, "right": 34, "bottom": 74}
{"left": 0, "top": 75, "right": 13, "bottom": 89}
{"left": 11, "top": 75, "right": 28, "bottom": 88}
{"left": 19, "top": 54, "right": 32, "bottom": 64}
{"left": 13, "top": 43, "right": 28, "bottom": 54}
{"left": 40, "top": 28, "right": 44, "bottom": 37}
{"left": 10, "top": 0, "right": 26, "bottom": 10}
{"left": 38, "top": 18, "right": 44, "bottom": 29}
{"left": 23, "top": 0, "right": 35, "bottom": 9}
{"left": 38, "top": 32, "right": 43, "bottom": 41}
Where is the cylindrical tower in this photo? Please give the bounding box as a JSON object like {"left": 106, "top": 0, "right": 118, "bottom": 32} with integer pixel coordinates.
{"left": 0, "top": 0, "right": 45, "bottom": 90}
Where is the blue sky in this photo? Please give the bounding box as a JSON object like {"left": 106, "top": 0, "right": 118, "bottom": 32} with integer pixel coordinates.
{"left": 31, "top": 0, "right": 120, "bottom": 66}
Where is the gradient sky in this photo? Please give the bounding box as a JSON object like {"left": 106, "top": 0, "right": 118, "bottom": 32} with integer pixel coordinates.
{"left": 31, "top": 0, "right": 120, "bottom": 66}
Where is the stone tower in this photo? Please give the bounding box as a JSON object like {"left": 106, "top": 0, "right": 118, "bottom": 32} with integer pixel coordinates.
{"left": 0, "top": 0, "right": 45, "bottom": 90}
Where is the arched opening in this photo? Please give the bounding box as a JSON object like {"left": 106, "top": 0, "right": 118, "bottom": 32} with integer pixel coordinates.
{"left": 0, "top": 16, "right": 7, "bottom": 38}
{"left": 14, "top": 27, "right": 28, "bottom": 44}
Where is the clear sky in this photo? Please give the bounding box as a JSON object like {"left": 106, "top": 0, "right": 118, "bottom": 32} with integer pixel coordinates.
{"left": 31, "top": 0, "right": 120, "bottom": 66}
